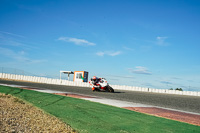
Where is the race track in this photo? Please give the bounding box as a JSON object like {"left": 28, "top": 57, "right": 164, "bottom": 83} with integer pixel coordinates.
{"left": 1, "top": 79, "right": 200, "bottom": 114}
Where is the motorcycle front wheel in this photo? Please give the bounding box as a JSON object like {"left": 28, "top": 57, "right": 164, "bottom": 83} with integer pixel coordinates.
{"left": 107, "top": 86, "right": 114, "bottom": 93}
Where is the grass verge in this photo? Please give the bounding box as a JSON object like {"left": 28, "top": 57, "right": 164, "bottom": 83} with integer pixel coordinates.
{"left": 0, "top": 85, "right": 200, "bottom": 133}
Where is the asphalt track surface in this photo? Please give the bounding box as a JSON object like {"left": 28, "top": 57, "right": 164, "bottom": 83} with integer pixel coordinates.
{"left": 0, "top": 79, "right": 200, "bottom": 114}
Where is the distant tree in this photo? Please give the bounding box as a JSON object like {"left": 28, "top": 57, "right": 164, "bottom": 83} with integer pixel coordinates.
{"left": 169, "top": 88, "right": 173, "bottom": 90}
{"left": 175, "top": 88, "right": 183, "bottom": 91}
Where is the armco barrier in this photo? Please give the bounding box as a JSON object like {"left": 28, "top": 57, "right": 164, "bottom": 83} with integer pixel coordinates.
{"left": 0, "top": 73, "right": 199, "bottom": 97}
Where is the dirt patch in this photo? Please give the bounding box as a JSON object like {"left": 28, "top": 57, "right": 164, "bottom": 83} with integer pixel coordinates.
{"left": 0, "top": 93, "right": 76, "bottom": 133}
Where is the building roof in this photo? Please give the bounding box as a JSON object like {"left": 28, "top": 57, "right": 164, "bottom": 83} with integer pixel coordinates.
{"left": 60, "top": 71, "right": 74, "bottom": 74}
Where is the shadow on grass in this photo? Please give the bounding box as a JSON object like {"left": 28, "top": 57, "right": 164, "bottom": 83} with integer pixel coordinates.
{"left": 5, "top": 87, "right": 24, "bottom": 95}
{"left": 42, "top": 96, "right": 65, "bottom": 107}
{"left": 13, "top": 88, "right": 23, "bottom": 94}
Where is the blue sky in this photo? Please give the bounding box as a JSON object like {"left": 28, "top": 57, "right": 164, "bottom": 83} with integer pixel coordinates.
{"left": 0, "top": 0, "right": 200, "bottom": 91}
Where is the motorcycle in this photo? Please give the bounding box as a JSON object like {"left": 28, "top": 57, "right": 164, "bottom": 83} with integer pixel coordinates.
{"left": 89, "top": 78, "right": 114, "bottom": 92}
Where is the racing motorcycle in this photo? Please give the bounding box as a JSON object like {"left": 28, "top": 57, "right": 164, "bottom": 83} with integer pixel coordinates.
{"left": 89, "top": 78, "right": 114, "bottom": 92}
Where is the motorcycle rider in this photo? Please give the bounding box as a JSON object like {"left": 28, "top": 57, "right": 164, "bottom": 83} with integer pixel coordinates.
{"left": 91, "top": 76, "right": 102, "bottom": 91}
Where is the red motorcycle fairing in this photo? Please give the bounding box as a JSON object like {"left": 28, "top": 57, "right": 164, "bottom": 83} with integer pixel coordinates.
{"left": 101, "top": 87, "right": 106, "bottom": 89}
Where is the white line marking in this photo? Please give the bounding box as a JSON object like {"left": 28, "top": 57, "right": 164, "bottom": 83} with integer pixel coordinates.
{"left": 0, "top": 83, "right": 27, "bottom": 88}
{"left": 82, "top": 98, "right": 153, "bottom": 107}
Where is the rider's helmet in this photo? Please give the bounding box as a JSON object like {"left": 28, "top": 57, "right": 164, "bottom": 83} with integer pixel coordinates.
{"left": 92, "top": 76, "right": 97, "bottom": 81}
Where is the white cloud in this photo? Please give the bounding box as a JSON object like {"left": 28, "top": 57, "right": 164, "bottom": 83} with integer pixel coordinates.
{"left": 0, "top": 47, "right": 45, "bottom": 64}
{"left": 0, "top": 32, "right": 39, "bottom": 50}
{"left": 96, "top": 51, "right": 105, "bottom": 56}
{"left": 0, "top": 31, "right": 25, "bottom": 38}
{"left": 128, "top": 66, "right": 152, "bottom": 75}
{"left": 108, "top": 51, "right": 121, "bottom": 56}
{"left": 123, "top": 46, "right": 134, "bottom": 51}
{"left": 156, "top": 36, "right": 169, "bottom": 46}
{"left": 96, "top": 51, "right": 121, "bottom": 57}
{"left": 108, "top": 75, "right": 134, "bottom": 79}
{"left": 160, "top": 80, "right": 173, "bottom": 85}
{"left": 58, "top": 37, "right": 96, "bottom": 46}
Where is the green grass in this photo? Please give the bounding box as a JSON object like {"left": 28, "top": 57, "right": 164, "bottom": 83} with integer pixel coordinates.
{"left": 0, "top": 85, "right": 200, "bottom": 133}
